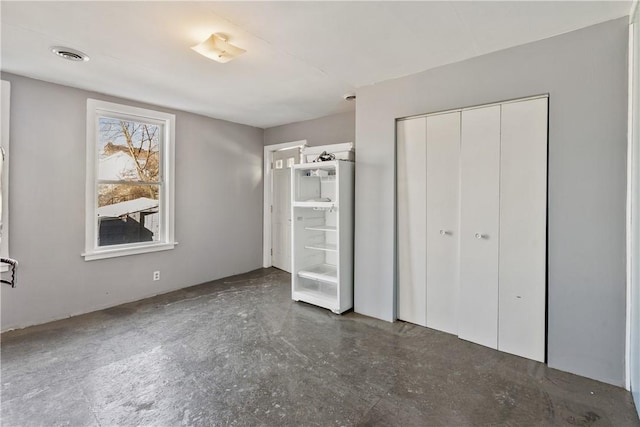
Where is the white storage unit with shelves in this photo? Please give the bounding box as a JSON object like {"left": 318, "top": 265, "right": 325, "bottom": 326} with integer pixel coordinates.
{"left": 291, "top": 160, "right": 354, "bottom": 314}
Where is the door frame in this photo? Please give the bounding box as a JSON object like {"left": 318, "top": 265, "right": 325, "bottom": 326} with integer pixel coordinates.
{"left": 263, "top": 140, "right": 307, "bottom": 268}
{"left": 626, "top": 14, "right": 638, "bottom": 393}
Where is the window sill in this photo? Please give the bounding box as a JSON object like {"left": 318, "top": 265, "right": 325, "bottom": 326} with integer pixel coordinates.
{"left": 82, "top": 242, "right": 177, "bottom": 261}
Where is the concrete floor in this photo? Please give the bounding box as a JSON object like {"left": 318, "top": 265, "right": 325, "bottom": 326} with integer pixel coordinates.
{"left": 1, "top": 268, "right": 638, "bottom": 426}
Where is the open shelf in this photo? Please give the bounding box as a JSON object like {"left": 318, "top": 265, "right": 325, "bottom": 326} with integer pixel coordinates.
{"left": 292, "top": 289, "right": 337, "bottom": 311}
{"left": 298, "top": 264, "right": 337, "bottom": 283}
{"left": 293, "top": 162, "right": 338, "bottom": 204}
{"left": 292, "top": 201, "right": 336, "bottom": 209}
{"left": 301, "top": 175, "right": 336, "bottom": 180}
{"left": 305, "top": 243, "right": 337, "bottom": 252}
{"left": 292, "top": 160, "right": 354, "bottom": 314}
{"left": 305, "top": 225, "right": 337, "bottom": 232}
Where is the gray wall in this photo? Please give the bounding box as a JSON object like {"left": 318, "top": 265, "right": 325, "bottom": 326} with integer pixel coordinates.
{"left": 0, "top": 73, "right": 264, "bottom": 331}
{"left": 264, "top": 111, "right": 355, "bottom": 147}
{"left": 354, "top": 18, "right": 628, "bottom": 386}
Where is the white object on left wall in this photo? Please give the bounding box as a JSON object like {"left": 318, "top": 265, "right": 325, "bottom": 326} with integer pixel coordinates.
{"left": 1, "top": 80, "right": 10, "bottom": 272}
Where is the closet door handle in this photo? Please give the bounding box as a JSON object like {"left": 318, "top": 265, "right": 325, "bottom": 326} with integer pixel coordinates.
{"left": 475, "top": 233, "right": 487, "bottom": 240}
{"left": 440, "top": 230, "right": 451, "bottom": 236}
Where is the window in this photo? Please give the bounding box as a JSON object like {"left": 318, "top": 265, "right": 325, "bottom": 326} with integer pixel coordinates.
{"left": 84, "top": 99, "right": 175, "bottom": 260}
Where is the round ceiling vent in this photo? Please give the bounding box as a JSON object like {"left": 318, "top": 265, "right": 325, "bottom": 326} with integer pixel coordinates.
{"left": 50, "top": 46, "right": 89, "bottom": 62}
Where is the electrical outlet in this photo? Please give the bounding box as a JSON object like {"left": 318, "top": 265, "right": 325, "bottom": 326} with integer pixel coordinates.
{"left": 153, "top": 271, "right": 160, "bottom": 281}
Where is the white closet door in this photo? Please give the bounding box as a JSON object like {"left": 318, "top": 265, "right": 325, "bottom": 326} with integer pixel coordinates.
{"left": 426, "top": 112, "right": 461, "bottom": 334}
{"left": 458, "top": 105, "right": 501, "bottom": 349}
{"left": 498, "top": 98, "right": 548, "bottom": 362}
{"left": 397, "top": 117, "right": 427, "bottom": 326}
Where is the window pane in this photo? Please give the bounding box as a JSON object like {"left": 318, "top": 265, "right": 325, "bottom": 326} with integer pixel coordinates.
{"left": 97, "top": 117, "right": 160, "bottom": 182}
{"left": 97, "top": 184, "right": 160, "bottom": 246}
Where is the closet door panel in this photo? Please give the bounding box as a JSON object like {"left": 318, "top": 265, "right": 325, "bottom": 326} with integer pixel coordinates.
{"left": 498, "top": 98, "right": 548, "bottom": 362}
{"left": 397, "top": 117, "right": 427, "bottom": 326}
{"left": 458, "top": 106, "right": 501, "bottom": 349}
{"left": 426, "top": 112, "right": 461, "bottom": 334}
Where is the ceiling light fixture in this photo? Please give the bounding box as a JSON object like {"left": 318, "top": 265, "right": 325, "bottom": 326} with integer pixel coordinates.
{"left": 191, "top": 33, "right": 246, "bottom": 63}
{"left": 50, "top": 46, "right": 89, "bottom": 62}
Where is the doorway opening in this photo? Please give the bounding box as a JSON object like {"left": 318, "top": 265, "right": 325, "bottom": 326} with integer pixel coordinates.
{"left": 263, "top": 140, "right": 307, "bottom": 272}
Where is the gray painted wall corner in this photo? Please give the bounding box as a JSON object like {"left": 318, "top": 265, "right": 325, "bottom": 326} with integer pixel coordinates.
{"left": 0, "top": 73, "right": 265, "bottom": 331}
{"left": 354, "top": 18, "right": 629, "bottom": 386}
{"left": 264, "top": 110, "right": 355, "bottom": 147}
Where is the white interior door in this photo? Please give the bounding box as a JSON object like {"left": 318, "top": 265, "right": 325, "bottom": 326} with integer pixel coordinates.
{"left": 498, "top": 98, "right": 548, "bottom": 361}
{"left": 426, "top": 112, "right": 461, "bottom": 335}
{"left": 271, "top": 147, "right": 300, "bottom": 272}
{"left": 397, "top": 117, "right": 427, "bottom": 326}
{"left": 458, "top": 105, "right": 501, "bottom": 349}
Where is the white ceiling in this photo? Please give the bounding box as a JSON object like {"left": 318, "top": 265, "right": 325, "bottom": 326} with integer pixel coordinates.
{"left": 0, "top": 1, "right": 632, "bottom": 129}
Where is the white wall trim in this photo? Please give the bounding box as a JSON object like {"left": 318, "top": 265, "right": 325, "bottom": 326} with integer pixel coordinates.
{"left": 263, "top": 140, "right": 307, "bottom": 268}
{"left": 1, "top": 80, "right": 10, "bottom": 273}
{"left": 627, "top": 9, "right": 640, "bottom": 402}
{"left": 396, "top": 93, "right": 549, "bottom": 122}
{"left": 626, "top": 21, "right": 635, "bottom": 391}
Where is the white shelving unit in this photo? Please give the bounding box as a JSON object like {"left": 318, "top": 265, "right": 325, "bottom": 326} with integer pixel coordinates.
{"left": 291, "top": 160, "right": 354, "bottom": 314}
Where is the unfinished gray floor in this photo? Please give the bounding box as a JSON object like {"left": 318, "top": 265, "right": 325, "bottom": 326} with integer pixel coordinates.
{"left": 1, "top": 268, "right": 638, "bottom": 426}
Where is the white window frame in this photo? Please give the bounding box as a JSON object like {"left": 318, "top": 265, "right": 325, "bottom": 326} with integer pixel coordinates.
{"left": 83, "top": 99, "right": 176, "bottom": 261}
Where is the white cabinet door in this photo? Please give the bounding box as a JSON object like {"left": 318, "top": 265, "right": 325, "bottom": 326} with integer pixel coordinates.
{"left": 459, "top": 105, "right": 501, "bottom": 349}
{"left": 498, "top": 98, "right": 548, "bottom": 362}
{"left": 426, "top": 112, "right": 461, "bottom": 334}
{"left": 397, "top": 117, "right": 427, "bottom": 326}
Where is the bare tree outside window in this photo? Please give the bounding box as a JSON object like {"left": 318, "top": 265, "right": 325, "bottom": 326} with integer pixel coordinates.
{"left": 84, "top": 99, "right": 175, "bottom": 261}
{"left": 96, "top": 117, "right": 162, "bottom": 246}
